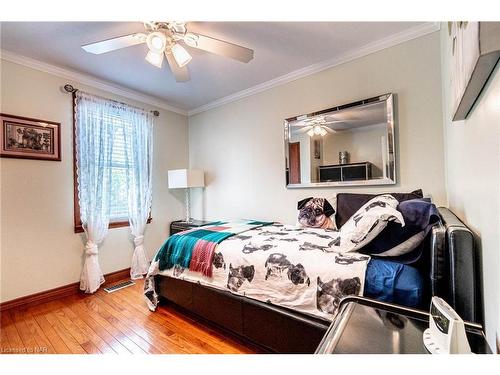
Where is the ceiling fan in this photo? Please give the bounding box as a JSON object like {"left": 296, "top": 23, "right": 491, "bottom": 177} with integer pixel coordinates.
{"left": 292, "top": 117, "right": 340, "bottom": 137}
{"left": 81, "top": 22, "right": 254, "bottom": 82}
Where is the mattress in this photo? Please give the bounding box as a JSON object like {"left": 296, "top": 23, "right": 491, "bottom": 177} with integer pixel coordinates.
{"left": 363, "top": 258, "right": 423, "bottom": 308}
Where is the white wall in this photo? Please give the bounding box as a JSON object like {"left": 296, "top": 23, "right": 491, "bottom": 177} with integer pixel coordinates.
{"left": 0, "top": 60, "right": 189, "bottom": 302}
{"left": 440, "top": 25, "right": 500, "bottom": 350}
{"left": 189, "top": 32, "right": 446, "bottom": 224}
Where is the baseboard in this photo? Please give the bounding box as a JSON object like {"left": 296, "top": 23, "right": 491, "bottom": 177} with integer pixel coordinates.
{"left": 0, "top": 268, "right": 131, "bottom": 312}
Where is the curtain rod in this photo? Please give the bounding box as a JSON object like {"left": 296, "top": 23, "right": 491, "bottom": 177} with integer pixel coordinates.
{"left": 63, "top": 84, "right": 160, "bottom": 117}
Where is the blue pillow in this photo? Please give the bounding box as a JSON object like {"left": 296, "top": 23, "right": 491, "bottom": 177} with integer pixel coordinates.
{"left": 364, "top": 259, "right": 423, "bottom": 308}
{"left": 360, "top": 198, "right": 440, "bottom": 264}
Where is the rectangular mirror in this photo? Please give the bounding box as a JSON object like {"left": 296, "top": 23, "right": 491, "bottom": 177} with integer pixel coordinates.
{"left": 285, "top": 93, "right": 396, "bottom": 188}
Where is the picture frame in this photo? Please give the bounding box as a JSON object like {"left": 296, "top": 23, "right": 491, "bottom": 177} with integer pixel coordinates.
{"left": 448, "top": 22, "right": 500, "bottom": 121}
{"left": 0, "top": 113, "right": 61, "bottom": 161}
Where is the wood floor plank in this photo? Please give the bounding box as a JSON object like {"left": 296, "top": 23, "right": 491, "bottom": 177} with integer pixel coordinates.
{"left": 87, "top": 295, "right": 171, "bottom": 354}
{"left": 42, "top": 310, "right": 87, "bottom": 354}
{"left": 66, "top": 298, "right": 131, "bottom": 354}
{"left": 51, "top": 306, "right": 103, "bottom": 354}
{"left": 80, "top": 298, "right": 149, "bottom": 353}
{"left": 10, "top": 309, "right": 39, "bottom": 353}
{"left": 32, "top": 313, "right": 72, "bottom": 354}
{"left": 0, "top": 312, "right": 13, "bottom": 353}
{"left": 59, "top": 304, "right": 116, "bottom": 354}
{"left": 70, "top": 297, "right": 146, "bottom": 354}
{"left": 1, "top": 311, "right": 24, "bottom": 353}
{"left": 0, "top": 278, "right": 256, "bottom": 354}
{"left": 18, "top": 309, "right": 56, "bottom": 354}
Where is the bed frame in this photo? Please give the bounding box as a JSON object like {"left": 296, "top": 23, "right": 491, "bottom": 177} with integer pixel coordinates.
{"left": 155, "top": 207, "right": 482, "bottom": 353}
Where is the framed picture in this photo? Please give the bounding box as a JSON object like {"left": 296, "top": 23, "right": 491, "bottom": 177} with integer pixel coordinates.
{"left": 448, "top": 22, "right": 500, "bottom": 121}
{"left": 0, "top": 113, "right": 61, "bottom": 161}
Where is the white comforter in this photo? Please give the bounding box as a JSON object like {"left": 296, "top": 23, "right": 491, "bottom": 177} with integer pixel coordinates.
{"left": 147, "top": 223, "right": 370, "bottom": 320}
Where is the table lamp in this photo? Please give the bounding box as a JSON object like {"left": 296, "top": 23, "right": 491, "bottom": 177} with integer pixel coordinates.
{"left": 168, "top": 169, "right": 205, "bottom": 223}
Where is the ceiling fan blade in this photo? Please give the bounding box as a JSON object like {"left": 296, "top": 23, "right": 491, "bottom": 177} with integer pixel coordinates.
{"left": 82, "top": 33, "right": 147, "bottom": 54}
{"left": 294, "top": 126, "right": 312, "bottom": 134}
{"left": 165, "top": 52, "right": 190, "bottom": 82}
{"left": 323, "top": 116, "right": 357, "bottom": 123}
{"left": 324, "top": 127, "right": 336, "bottom": 134}
{"left": 185, "top": 33, "right": 254, "bottom": 63}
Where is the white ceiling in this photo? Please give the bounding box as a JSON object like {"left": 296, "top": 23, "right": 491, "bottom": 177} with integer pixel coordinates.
{"left": 0, "top": 22, "right": 433, "bottom": 112}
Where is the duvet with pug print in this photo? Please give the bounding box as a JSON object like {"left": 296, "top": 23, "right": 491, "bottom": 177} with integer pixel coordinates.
{"left": 145, "top": 223, "right": 370, "bottom": 320}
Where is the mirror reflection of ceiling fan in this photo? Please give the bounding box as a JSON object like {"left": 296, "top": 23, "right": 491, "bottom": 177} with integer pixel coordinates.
{"left": 292, "top": 116, "right": 356, "bottom": 137}
{"left": 81, "top": 22, "right": 254, "bottom": 82}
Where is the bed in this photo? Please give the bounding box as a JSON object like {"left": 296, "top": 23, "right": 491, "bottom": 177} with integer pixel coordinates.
{"left": 146, "top": 206, "right": 481, "bottom": 353}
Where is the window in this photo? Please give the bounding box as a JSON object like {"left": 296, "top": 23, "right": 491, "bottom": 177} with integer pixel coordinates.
{"left": 109, "top": 117, "right": 131, "bottom": 221}
{"left": 73, "top": 95, "right": 152, "bottom": 233}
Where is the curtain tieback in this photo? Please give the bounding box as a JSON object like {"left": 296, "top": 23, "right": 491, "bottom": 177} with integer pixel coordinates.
{"left": 134, "top": 235, "right": 144, "bottom": 247}
{"left": 85, "top": 241, "right": 98, "bottom": 256}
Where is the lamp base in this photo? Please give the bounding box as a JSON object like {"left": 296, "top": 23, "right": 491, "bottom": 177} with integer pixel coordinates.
{"left": 185, "top": 188, "right": 191, "bottom": 223}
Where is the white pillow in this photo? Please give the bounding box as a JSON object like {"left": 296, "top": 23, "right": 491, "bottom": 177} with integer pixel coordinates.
{"left": 339, "top": 194, "right": 405, "bottom": 253}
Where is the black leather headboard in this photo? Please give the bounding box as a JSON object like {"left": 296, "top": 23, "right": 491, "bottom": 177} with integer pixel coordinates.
{"left": 428, "top": 207, "right": 480, "bottom": 323}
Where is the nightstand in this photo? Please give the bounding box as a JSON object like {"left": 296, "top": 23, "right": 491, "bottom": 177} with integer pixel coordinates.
{"left": 315, "top": 296, "right": 491, "bottom": 354}
{"left": 169, "top": 219, "right": 213, "bottom": 236}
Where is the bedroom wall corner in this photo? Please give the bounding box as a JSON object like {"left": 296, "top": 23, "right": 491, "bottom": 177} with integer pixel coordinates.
{"left": 440, "top": 23, "right": 500, "bottom": 350}
{"left": 0, "top": 59, "right": 189, "bottom": 302}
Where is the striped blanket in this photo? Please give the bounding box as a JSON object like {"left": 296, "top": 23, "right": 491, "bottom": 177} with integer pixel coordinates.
{"left": 154, "top": 220, "right": 272, "bottom": 277}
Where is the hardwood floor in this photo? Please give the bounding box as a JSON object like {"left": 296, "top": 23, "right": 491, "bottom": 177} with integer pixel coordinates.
{"left": 0, "top": 279, "right": 257, "bottom": 354}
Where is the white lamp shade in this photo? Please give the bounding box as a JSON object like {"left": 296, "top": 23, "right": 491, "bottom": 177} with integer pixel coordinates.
{"left": 168, "top": 169, "right": 205, "bottom": 189}
{"left": 145, "top": 50, "right": 164, "bottom": 68}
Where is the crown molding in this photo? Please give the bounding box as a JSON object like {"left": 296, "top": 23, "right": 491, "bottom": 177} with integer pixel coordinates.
{"left": 0, "top": 49, "right": 187, "bottom": 116}
{"left": 188, "top": 22, "right": 441, "bottom": 116}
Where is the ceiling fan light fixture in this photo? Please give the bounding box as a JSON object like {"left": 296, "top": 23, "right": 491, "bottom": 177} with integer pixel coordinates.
{"left": 146, "top": 31, "right": 167, "bottom": 53}
{"left": 320, "top": 128, "right": 328, "bottom": 136}
{"left": 171, "top": 43, "right": 192, "bottom": 67}
{"left": 145, "top": 50, "right": 164, "bottom": 68}
{"left": 313, "top": 125, "right": 323, "bottom": 135}
{"left": 307, "top": 129, "right": 315, "bottom": 137}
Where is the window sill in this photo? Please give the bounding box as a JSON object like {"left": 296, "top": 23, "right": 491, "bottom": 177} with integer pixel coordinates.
{"left": 74, "top": 217, "right": 152, "bottom": 234}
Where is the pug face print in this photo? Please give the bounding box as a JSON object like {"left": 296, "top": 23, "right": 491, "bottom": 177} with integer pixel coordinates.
{"left": 227, "top": 264, "right": 255, "bottom": 292}
{"left": 264, "top": 253, "right": 310, "bottom": 286}
{"left": 212, "top": 252, "right": 226, "bottom": 269}
{"left": 316, "top": 276, "right": 361, "bottom": 314}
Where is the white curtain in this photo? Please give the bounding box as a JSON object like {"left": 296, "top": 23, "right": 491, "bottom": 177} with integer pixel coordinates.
{"left": 75, "top": 91, "right": 115, "bottom": 293}
{"left": 76, "top": 91, "right": 154, "bottom": 292}
{"left": 123, "top": 108, "right": 154, "bottom": 280}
